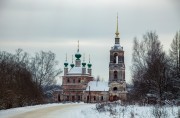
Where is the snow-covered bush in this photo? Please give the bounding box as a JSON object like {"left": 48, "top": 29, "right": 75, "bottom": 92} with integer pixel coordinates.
{"left": 93, "top": 102, "right": 179, "bottom": 118}
{"left": 152, "top": 105, "right": 168, "bottom": 118}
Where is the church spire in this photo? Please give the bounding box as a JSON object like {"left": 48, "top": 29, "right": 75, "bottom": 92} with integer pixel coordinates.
{"left": 115, "top": 13, "right": 119, "bottom": 37}
{"left": 77, "top": 40, "right": 79, "bottom": 52}
{"left": 89, "top": 54, "right": 90, "bottom": 63}
{"left": 75, "top": 40, "right": 81, "bottom": 60}
{"left": 66, "top": 53, "right": 67, "bottom": 61}
{"left": 115, "top": 13, "right": 120, "bottom": 44}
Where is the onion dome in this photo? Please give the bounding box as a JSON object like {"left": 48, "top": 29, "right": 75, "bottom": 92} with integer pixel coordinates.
{"left": 82, "top": 54, "right": 86, "bottom": 67}
{"left": 70, "top": 63, "right": 74, "bottom": 68}
{"left": 64, "top": 61, "right": 68, "bottom": 67}
{"left": 87, "top": 54, "right": 92, "bottom": 68}
{"left": 87, "top": 63, "right": 92, "bottom": 68}
{"left": 70, "top": 55, "right": 75, "bottom": 68}
{"left": 75, "top": 40, "right": 81, "bottom": 60}
{"left": 82, "top": 62, "right": 86, "bottom": 67}
{"left": 75, "top": 52, "right": 81, "bottom": 60}
{"left": 64, "top": 53, "right": 68, "bottom": 67}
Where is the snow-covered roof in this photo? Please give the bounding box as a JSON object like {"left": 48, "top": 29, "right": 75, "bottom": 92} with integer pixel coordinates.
{"left": 68, "top": 67, "right": 82, "bottom": 74}
{"left": 67, "top": 67, "right": 89, "bottom": 75}
{"left": 111, "top": 44, "right": 123, "bottom": 50}
{"left": 86, "top": 81, "right": 109, "bottom": 91}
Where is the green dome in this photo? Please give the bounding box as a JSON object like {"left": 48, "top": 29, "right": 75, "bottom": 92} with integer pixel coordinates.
{"left": 87, "top": 63, "right": 92, "bottom": 68}
{"left": 75, "top": 52, "right": 81, "bottom": 59}
{"left": 64, "top": 61, "right": 68, "bottom": 67}
{"left": 70, "top": 63, "right": 75, "bottom": 68}
{"left": 82, "top": 62, "right": 86, "bottom": 67}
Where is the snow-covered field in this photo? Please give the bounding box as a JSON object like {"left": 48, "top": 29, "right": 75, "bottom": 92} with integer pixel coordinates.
{"left": 0, "top": 103, "right": 179, "bottom": 118}
{"left": 87, "top": 103, "right": 179, "bottom": 118}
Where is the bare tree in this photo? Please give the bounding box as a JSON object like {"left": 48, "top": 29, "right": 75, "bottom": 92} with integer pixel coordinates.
{"left": 131, "top": 32, "right": 169, "bottom": 104}
{"left": 169, "top": 31, "right": 180, "bottom": 100}
{"left": 30, "top": 51, "right": 62, "bottom": 89}
{"left": 0, "top": 49, "right": 43, "bottom": 109}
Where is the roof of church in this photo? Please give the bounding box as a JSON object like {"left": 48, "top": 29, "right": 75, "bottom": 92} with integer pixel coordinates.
{"left": 86, "top": 81, "right": 109, "bottom": 91}
{"left": 111, "top": 44, "right": 123, "bottom": 50}
{"left": 68, "top": 67, "right": 82, "bottom": 74}
{"left": 67, "top": 67, "right": 89, "bottom": 75}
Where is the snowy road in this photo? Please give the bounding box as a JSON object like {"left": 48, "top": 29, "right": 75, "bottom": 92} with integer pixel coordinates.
{"left": 1, "top": 103, "right": 179, "bottom": 118}
{"left": 0, "top": 103, "right": 95, "bottom": 118}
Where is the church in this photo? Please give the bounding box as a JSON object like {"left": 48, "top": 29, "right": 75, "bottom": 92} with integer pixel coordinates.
{"left": 54, "top": 16, "right": 127, "bottom": 103}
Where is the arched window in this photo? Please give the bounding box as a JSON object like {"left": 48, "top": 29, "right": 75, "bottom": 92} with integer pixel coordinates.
{"left": 101, "top": 96, "right": 103, "bottom": 101}
{"left": 73, "top": 79, "right": 75, "bottom": 83}
{"left": 113, "top": 53, "right": 118, "bottom": 63}
{"left": 77, "top": 95, "right": 80, "bottom": 100}
{"left": 67, "top": 78, "right": 70, "bottom": 83}
{"left": 78, "top": 79, "right": 81, "bottom": 83}
{"left": 94, "top": 96, "right": 96, "bottom": 101}
{"left": 58, "top": 94, "right": 60, "bottom": 102}
{"left": 114, "top": 71, "right": 117, "bottom": 79}
{"left": 113, "top": 87, "right": 118, "bottom": 91}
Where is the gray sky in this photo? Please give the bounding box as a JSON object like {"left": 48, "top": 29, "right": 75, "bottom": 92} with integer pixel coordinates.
{"left": 0, "top": 0, "right": 180, "bottom": 84}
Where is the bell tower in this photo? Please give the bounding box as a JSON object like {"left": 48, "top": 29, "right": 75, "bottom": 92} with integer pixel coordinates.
{"left": 109, "top": 14, "right": 127, "bottom": 101}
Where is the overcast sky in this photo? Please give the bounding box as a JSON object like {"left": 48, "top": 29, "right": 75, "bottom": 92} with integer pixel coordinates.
{"left": 0, "top": 0, "right": 180, "bottom": 84}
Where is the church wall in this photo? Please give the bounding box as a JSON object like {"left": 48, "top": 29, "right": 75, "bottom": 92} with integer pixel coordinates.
{"left": 83, "top": 91, "right": 109, "bottom": 103}
{"left": 62, "top": 91, "right": 84, "bottom": 101}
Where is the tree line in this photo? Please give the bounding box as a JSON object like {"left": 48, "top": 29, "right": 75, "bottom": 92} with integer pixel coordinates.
{"left": 0, "top": 49, "right": 62, "bottom": 109}
{"left": 130, "top": 31, "right": 180, "bottom": 105}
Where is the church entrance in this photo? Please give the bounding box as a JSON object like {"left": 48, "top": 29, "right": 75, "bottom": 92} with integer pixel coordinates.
{"left": 109, "top": 95, "right": 119, "bottom": 102}
{"left": 113, "top": 95, "right": 118, "bottom": 101}
{"left": 72, "top": 96, "right": 75, "bottom": 102}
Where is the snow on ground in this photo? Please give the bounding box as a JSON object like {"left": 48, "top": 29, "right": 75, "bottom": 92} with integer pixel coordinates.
{"left": 0, "top": 103, "right": 58, "bottom": 118}
{"left": 83, "top": 104, "right": 179, "bottom": 118}
{"left": 0, "top": 102, "right": 92, "bottom": 118}
{"left": 0, "top": 102, "right": 179, "bottom": 118}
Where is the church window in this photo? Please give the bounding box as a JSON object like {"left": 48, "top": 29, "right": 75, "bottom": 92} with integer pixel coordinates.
{"left": 113, "top": 87, "right": 118, "bottom": 91}
{"left": 78, "top": 79, "right": 81, "bottom": 83}
{"left": 119, "top": 56, "right": 122, "bottom": 62}
{"left": 73, "top": 79, "right": 75, "bottom": 83}
{"left": 114, "top": 71, "right": 117, "bottom": 79}
{"left": 77, "top": 95, "right": 80, "bottom": 100}
{"left": 87, "top": 96, "right": 89, "bottom": 102}
{"left": 101, "top": 96, "right": 103, "bottom": 101}
{"left": 113, "top": 53, "right": 118, "bottom": 63}
{"left": 72, "top": 96, "right": 75, "bottom": 101}
{"left": 67, "top": 78, "right": 70, "bottom": 83}
{"left": 94, "top": 96, "right": 96, "bottom": 101}
{"left": 58, "top": 94, "right": 60, "bottom": 102}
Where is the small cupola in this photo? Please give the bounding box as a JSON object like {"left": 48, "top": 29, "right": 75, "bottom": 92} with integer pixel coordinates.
{"left": 70, "top": 55, "right": 75, "bottom": 68}
{"left": 82, "top": 54, "right": 86, "bottom": 67}
{"left": 64, "top": 53, "right": 68, "bottom": 67}
{"left": 87, "top": 55, "right": 92, "bottom": 68}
